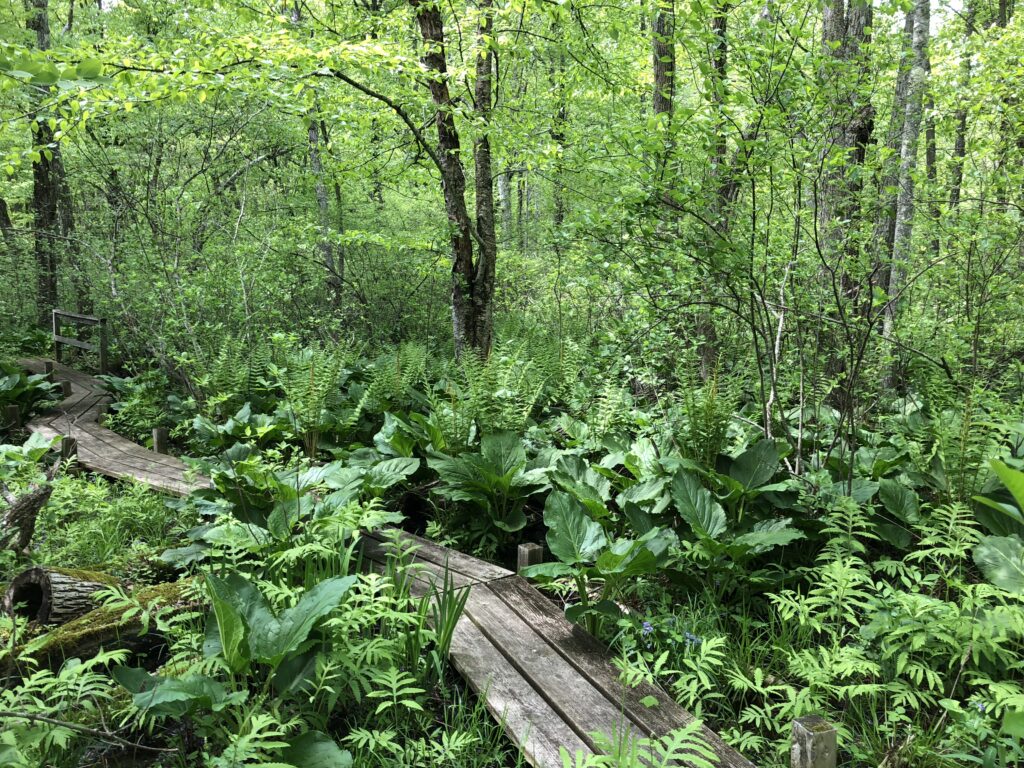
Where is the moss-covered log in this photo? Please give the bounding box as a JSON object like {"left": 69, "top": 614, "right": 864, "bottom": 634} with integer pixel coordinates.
{"left": 2, "top": 567, "right": 120, "bottom": 625}
{"left": 3, "top": 581, "right": 191, "bottom": 676}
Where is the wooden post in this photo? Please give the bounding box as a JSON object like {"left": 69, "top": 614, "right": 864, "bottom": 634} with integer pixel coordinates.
{"left": 60, "top": 436, "right": 77, "bottom": 463}
{"left": 52, "top": 310, "right": 61, "bottom": 364}
{"left": 791, "top": 716, "right": 837, "bottom": 768}
{"left": 43, "top": 361, "right": 54, "bottom": 380}
{"left": 517, "top": 542, "right": 544, "bottom": 573}
{"left": 60, "top": 380, "right": 73, "bottom": 399}
{"left": 98, "top": 318, "right": 108, "bottom": 375}
{"left": 3, "top": 404, "right": 20, "bottom": 429}
{"left": 152, "top": 427, "right": 169, "bottom": 454}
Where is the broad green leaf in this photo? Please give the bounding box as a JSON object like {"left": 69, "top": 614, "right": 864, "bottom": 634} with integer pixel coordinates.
{"left": 730, "top": 441, "right": 780, "bottom": 489}
{"left": 480, "top": 431, "right": 527, "bottom": 475}
{"left": 280, "top": 731, "right": 352, "bottom": 768}
{"left": 878, "top": 479, "right": 921, "bottom": 524}
{"left": 974, "top": 536, "right": 1024, "bottom": 593}
{"left": 206, "top": 574, "right": 249, "bottom": 672}
{"left": 670, "top": 471, "right": 726, "bottom": 540}
{"left": 77, "top": 58, "right": 103, "bottom": 79}
{"left": 543, "top": 491, "right": 606, "bottom": 564}
{"left": 991, "top": 460, "right": 1024, "bottom": 512}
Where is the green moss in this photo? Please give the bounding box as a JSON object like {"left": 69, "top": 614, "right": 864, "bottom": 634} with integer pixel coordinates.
{"left": 20, "top": 580, "right": 190, "bottom": 661}
{"left": 45, "top": 567, "right": 120, "bottom": 586}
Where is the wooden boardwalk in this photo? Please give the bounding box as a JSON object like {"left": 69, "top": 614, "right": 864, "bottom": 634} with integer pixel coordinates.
{"left": 20, "top": 358, "right": 211, "bottom": 496}
{"left": 16, "top": 358, "right": 757, "bottom": 768}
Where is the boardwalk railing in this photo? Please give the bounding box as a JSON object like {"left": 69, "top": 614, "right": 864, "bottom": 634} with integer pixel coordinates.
{"left": 52, "top": 309, "right": 108, "bottom": 374}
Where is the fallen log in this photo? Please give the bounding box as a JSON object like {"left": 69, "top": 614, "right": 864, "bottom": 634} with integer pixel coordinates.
{"left": 3, "top": 567, "right": 119, "bottom": 625}
{"left": 2, "top": 581, "right": 191, "bottom": 677}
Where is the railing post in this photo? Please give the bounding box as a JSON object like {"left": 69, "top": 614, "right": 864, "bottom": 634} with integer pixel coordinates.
{"left": 60, "top": 436, "right": 78, "bottom": 463}
{"left": 517, "top": 543, "right": 544, "bottom": 573}
{"left": 3, "top": 404, "right": 20, "bottom": 429}
{"left": 791, "top": 716, "right": 837, "bottom": 768}
{"left": 43, "top": 361, "right": 54, "bottom": 381}
{"left": 152, "top": 427, "right": 169, "bottom": 454}
{"left": 60, "top": 380, "right": 73, "bottom": 399}
{"left": 98, "top": 318, "right": 108, "bottom": 375}
{"left": 52, "top": 310, "right": 61, "bottom": 364}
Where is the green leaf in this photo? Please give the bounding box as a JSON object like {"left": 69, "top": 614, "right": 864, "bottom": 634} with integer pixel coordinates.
{"left": 670, "top": 471, "right": 726, "bottom": 540}
{"left": 206, "top": 574, "right": 250, "bottom": 672}
{"left": 77, "top": 58, "right": 103, "bottom": 79}
{"left": 520, "top": 561, "right": 575, "bottom": 580}
{"left": 1001, "top": 708, "right": 1024, "bottom": 739}
{"left": 974, "top": 535, "right": 1024, "bottom": 593}
{"left": 991, "top": 460, "right": 1024, "bottom": 512}
{"left": 480, "top": 431, "right": 526, "bottom": 476}
{"left": 878, "top": 479, "right": 921, "bottom": 524}
{"left": 255, "top": 575, "right": 358, "bottom": 665}
{"left": 280, "top": 731, "right": 352, "bottom": 768}
{"left": 543, "top": 491, "right": 606, "bottom": 564}
{"left": 729, "top": 440, "right": 779, "bottom": 489}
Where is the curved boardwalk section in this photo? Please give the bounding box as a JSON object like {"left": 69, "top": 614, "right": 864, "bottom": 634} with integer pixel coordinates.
{"left": 20, "top": 358, "right": 211, "bottom": 496}
{"left": 18, "top": 358, "right": 756, "bottom": 768}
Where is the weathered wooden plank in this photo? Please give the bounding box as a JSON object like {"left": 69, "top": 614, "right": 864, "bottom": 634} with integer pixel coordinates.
{"left": 465, "top": 584, "right": 645, "bottom": 753}
{"left": 21, "top": 359, "right": 104, "bottom": 391}
{"left": 364, "top": 528, "right": 512, "bottom": 584}
{"left": 51, "top": 425, "right": 190, "bottom": 483}
{"left": 491, "top": 576, "right": 757, "bottom": 768}
{"left": 449, "top": 613, "right": 593, "bottom": 767}
{"left": 52, "top": 334, "right": 96, "bottom": 352}
{"left": 76, "top": 422, "right": 189, "bottom": 472}
{"left": 361, "top": 535, "right": 480, "bottom": 593}
{"left": 52, "top": 309, "right": 103, "bottom": 325}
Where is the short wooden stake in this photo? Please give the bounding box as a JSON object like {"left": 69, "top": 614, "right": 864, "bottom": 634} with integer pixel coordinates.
{"left": 517, "top": 542, "right": 544, "bottom": 573}
{"left": 60, "top": 380, "right": 73, "bottom": 398}
{"left": 791, "top": 716, "right": 837, "bottom": 768}
{"left": 43, "top": 361, "right": 54, "bottom": 380}
{"left": 3, "top": 404, "right": 20, "bottom": 428}
{"left": 60, "top": 436, "right": 78, "bottom": 462}
{"left": 152, "top": 427, "right": 169, "bottom": 454}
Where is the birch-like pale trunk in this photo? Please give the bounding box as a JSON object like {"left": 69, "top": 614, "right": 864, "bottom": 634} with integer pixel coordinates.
{"left": 883, "top": 0, "right": 930, "bottom": 341}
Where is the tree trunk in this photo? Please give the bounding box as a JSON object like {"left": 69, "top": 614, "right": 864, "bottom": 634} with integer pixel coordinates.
{"left": 652, "top": 0, "right": 675, "bottom": 182}
{"left": 471, "top": 0, "right": 497, "bottom": 356}
{"left": 882, "top": 0, "right": 930, "bottom": 340}
{"left": 948, "top": 5, "right": 974, "bottom": 210}
{"left": 0, "top": 197, "right": 14, "bottom": 247}
{"left": 308, "top": 109, "right": 343, "bottom": 309}
{"left": 874, "top": 12, "right": 915, "bottom": 265}
{"left": 0, "top": 461, "right": 58, "bottom": 554}
{"left": 410, "top": 0, "right": 497, "bottom": 358}
{"left": 27, "top": 0, "right": 78, "bottom": 327}
{"left": 3, "top": 581, "right": 189, "bottom": 676}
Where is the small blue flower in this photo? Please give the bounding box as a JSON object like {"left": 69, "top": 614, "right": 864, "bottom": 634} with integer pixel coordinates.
{"left": 975, "top": 701, "right": 986, "bottom": 713}
{"left": 641, "top": 621, "right": 654, "bottom": 636}
{"left": 684, "top": 631, "right": 702, "bottom": 647}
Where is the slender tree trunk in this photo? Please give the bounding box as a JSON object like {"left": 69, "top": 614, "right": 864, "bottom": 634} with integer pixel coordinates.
{"left": 652, "top": 0, "right": 675, "bottom": 183}
{"left": 471, "top": 0, "right": 497, "bottom": 355}
{"left": 873, "top": 11, "right": 915, "bottom": 265}
{"left": 949, "top": 4, "right": 974, "bottom": 210}
{"left": 308, "top": 109, "right": 343, "bottom": 309}
{"left": 883, "top": 0, "right": 930, "bottom": 340}
{"left": 410, "top": 0, "right": 497, "bottom": 357}
{"left": 0, "top": 198, "right": 14, "bottom": 247}
{"left": 27, "top": 0, "right": 64, "bottom": 326}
